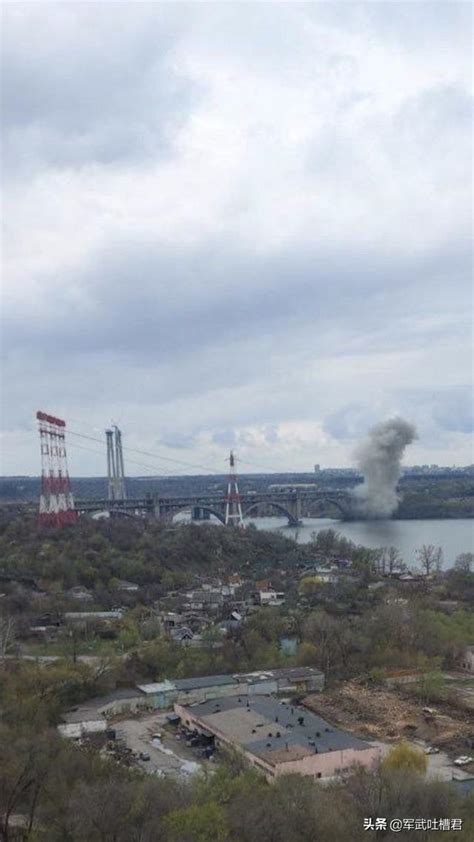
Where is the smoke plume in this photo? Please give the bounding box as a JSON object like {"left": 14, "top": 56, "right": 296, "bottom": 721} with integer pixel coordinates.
{"left": 353, "top": 418, "right": 417, "bottom": 518}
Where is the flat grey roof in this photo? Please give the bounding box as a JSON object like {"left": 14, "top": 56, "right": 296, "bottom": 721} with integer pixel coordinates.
{"left": 174, "top": 674, "right": 237, "bottom": 691}
{"left": 180, "top": 695, "right": 369, "bottom": 762}
{"left": 269, "top": 667, "right": 324, "bottom": 680}
{"left": 61, "top": 708, "right": 106, "bottom": 724}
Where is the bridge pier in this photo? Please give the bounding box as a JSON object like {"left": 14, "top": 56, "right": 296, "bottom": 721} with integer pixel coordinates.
{"left": 192, "top": 506, "right": 211, "bottom": 521}
{"left": 286, "top": 494, "right": 303, "bottom": 527}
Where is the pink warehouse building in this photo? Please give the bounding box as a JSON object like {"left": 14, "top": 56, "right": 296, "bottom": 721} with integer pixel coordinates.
{"left": 174, "top": 695, "right": 380, "bottom": 780}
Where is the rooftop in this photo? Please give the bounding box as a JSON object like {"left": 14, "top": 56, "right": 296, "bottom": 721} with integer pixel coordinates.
{"left": 174, "top": 674, "right": 237, "bottom": 691}
{"left": 137, "top": 680, "right": 176, "bottom": 695}
{"left": 181, "top": 695, "right": 369, "bottom": 766}
{"left": 61, "top": 708, "right": 105, "bottom": 724}
{"left": 62, "top": 688, "right": 143, "bottom": 717}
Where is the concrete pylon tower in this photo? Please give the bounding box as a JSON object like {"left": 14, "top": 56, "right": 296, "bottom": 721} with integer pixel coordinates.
{"left": 37, "top": 411, "right": 77, "bottom": 527}
{"left": 225, "top": 450, "right": 243, "bottom": 526}
{"left": 106, "top": 426, "right": 126, "bottom": 501}
{"left": 113, "top": 426, "right": 126, "bottom": 500}
{"left": 106, "top": 429, "right": 116, "bottom": 500}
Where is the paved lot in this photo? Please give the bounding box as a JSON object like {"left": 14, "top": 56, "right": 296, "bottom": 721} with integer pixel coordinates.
{"left": 369, "top": 739, "right": 473, "bottom": 783}
{"left": 115, "top": 712, "right": 204, "bottom": 779}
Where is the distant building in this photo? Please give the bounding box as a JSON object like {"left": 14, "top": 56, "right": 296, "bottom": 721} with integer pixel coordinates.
{"left": 58, "top": 708, "right": 106, "bottom": 740}
{"left": 136, "top": 667, "right": 324, "bottom": 710}
{"left": 185, "top": 590, "right": 224, "bottom": 612}
{"left": 170, "top": 626, "right": 195, "bottom": 645}
{"left": 114, "top": 579, "right": 139, "bottom": 592}
{"left": 279, "top": 636, "right": 298, "bottom": 656}
{"left": 63, "top": 610, "right": 123, "bottom": 622}
{"left": 66, "top": 586, "right": 93, "bottom": 602}
{"left": 58, "top": 689, "right": 146, "bottom": 738}
{"left": 254, "top": 590, "right": 285, "bottom": 607}
{"left": 460, "top": 646, "right": 474, "bottom": 673}
{"left": 174, "top": 695, "right": 379, "bottom": 780}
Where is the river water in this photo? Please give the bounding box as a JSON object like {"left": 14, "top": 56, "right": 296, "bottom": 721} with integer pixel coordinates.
{"left": 246, "top": 517, "right": 473, "bottom": 568}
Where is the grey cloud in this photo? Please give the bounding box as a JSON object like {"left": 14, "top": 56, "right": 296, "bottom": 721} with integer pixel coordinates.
{"left": 158, "top": 431, "right": 198, "bottom": 450}
{"left": 2, "top": 5, "right": 196, "bottom": 170}
{"left": 212, "top": 430, "right": 237, "bottom": 447}
{"left": 2, "top": 2, "right": 472, "bottom": 473}
{"left": 5, "top": 235, "right": 470, "bottom": 365}
{"left": 323, "top": 405, "right": 378, "bottom": 440}
{"left": 432, "top": 387, "right": 474, "bottom": 435}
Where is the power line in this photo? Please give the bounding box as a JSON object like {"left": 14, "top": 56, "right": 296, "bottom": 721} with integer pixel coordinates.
{"left": 33, "top": 421, "right": 288, "bottom": 476}
{"left": 67, "top": 429, "right": 225, "bottom": 475}
{"left": 67, "top": 439, "right": 200, "bottom": 478}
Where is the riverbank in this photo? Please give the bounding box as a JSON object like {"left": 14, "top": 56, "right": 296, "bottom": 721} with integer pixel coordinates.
{"left": 248, "top": 516, "right": 474, "bottom": 568}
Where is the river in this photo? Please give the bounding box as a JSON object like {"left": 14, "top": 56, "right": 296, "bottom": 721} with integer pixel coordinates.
{"left": 246, "top": 517, "right": 473, "bottom": 568}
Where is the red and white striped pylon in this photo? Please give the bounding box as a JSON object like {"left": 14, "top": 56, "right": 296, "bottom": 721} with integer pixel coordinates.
{"left": 37, "top": 411, "right": 77, "bottom": 527}
{"left": 224, "top": 450, "right": 244, "bottom": 527}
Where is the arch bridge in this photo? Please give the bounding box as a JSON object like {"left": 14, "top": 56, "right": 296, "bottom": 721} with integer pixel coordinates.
{"left": 75, "top": 489, "right": 352, "bottom": 526}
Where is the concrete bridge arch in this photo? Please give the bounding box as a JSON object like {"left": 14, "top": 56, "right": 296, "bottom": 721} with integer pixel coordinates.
{"left": 164, "top": 504, "right": 226, "bottom": 525}
{"left": 242, "top": 500, "right": 300, "bottom": 527}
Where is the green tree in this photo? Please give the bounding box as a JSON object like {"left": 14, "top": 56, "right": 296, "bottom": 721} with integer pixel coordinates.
{"left": 382, "top": 740, "right": 427, "bottom": 775}
{"left": 416, "top": 671, "right": 448, "bottom": 704}
{"left": 165, "top": 801, "right": 228, "bottom": 842}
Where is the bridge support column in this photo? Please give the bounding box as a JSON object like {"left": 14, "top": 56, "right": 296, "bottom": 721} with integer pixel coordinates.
{"left": 192, "top": 507, "right": 210, "bottom": 521}
{"left": 287, "top": 494, "right": 303, "bottom": 527}
{"left": 153, "top": 499, "right": 166, "bottom": 520}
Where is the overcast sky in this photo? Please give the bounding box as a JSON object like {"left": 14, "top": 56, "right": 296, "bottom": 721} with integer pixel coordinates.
{"left": 2, "top": 2, "right": 472, "bottom": 477}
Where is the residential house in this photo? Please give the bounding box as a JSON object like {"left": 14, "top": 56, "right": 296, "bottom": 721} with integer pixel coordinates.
{"left": 66, "top": 586, "right": 93, "bottom": 602}
{"left": 170, "top": 626, "right": 195, "bottom": 645}
{"left": 254, "top": 590, "right": 285, "bottom": 607}
{"left": 114, "top": 579, "right": 139, "bottom": 592}
{"left": 185, "top": 590, "right": 224, "bottom": 613}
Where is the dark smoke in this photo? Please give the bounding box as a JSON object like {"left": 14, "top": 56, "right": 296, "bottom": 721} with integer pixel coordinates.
{"left": 353, "top": 418, "right": 417, "bottom": 518}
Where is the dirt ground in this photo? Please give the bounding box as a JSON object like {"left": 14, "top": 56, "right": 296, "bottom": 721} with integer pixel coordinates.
{"left": 110, "top": 711, "right": 209, "bottom": 779}
{"left": 303, "top": 682, "right": 474, "bottom": 763}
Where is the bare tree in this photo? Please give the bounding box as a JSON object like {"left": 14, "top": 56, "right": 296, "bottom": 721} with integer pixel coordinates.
{"left": 416, "top": 544, "right": 443, "bottom": 576}
{"left": 0, "top": 615, "right": 16, "bottom": 660}
{"left": 379, "top": 546, "right": 405, "bottom": 576}
{"left": 454, "top": 552, "right": 473, "bottom": 573}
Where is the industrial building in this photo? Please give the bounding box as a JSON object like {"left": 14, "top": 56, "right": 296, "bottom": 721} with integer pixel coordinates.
{"left": 137, "top": 667, "right": 324, "bottom": 709}
{"left": 174, "top": 695, "right": 379, "bottom": 780}
{"left": 58, "top": 688, "right": 146, "bottom": 738}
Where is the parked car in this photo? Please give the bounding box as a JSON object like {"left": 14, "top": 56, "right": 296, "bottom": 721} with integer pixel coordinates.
{"left": 424, "top": 747, "right": 440, "bottom": 755}
{"left": 152, "top": 732, "right": 163, "bottom": 740}
{"left": 453, "top": 756, "right": 473, "bottom": 766}
{"left": 139, "top": 752, "right": 150, "bottom": 761}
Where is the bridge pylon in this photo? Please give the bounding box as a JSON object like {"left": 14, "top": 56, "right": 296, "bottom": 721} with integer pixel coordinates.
{"left": 106, "top": 425, "right": 127, "bottom": 502}
{"left": 224, "top": 451, "right": 243, "bottom": 527}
